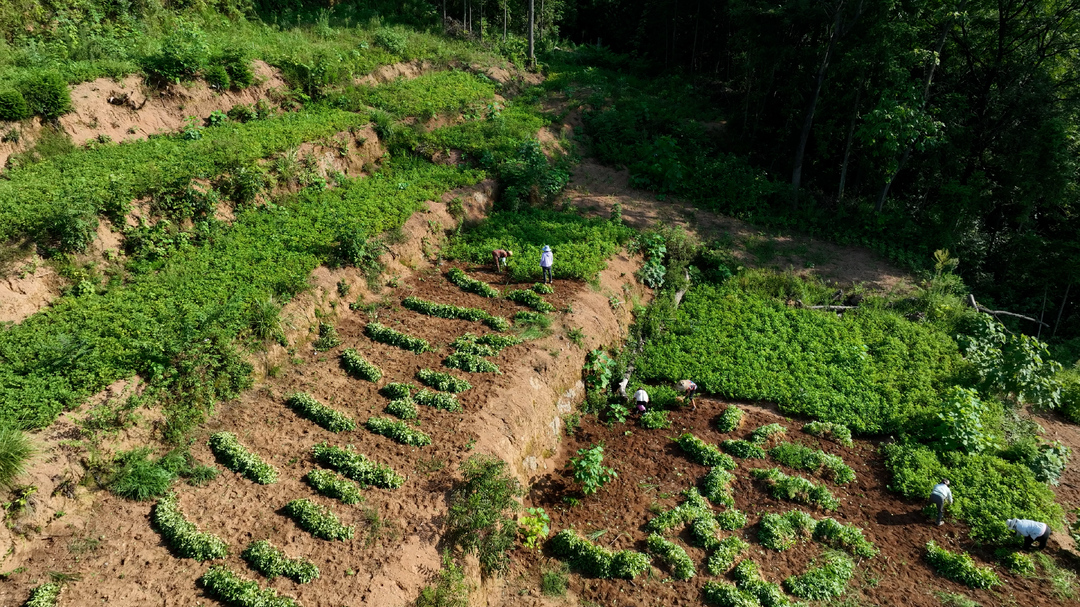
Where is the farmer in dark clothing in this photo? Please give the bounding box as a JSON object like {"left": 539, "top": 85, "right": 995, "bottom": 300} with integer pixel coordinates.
{"left": 492, "top": 249, "right": 512, "bottom": 272}
{"left": 677, "top": 379, "right": 698, "bottom": 411}
{"left": 1008, "top": 518, "right": 1052, "bottom": 551}
{"left": 928, "top": 479, "right": 953, "bottom": 526}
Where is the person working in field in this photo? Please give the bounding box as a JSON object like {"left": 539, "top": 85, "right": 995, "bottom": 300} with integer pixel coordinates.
{"left": 928, "top": 479, "right": 953, "bottom": 526}
{"left": 677, "top": 379, "right": 698, "bottom": 411}
{"left": 492, "top": 248, "right": 512, "bottom": 272}
{"left": 540, "top": 245, "right": 554, "bottom": 284}
{"left": 1007, "top": 518, "right": 1052, "bottom": 551}
{"left": 633, "top": 387, "right": 649, "bottom": 414}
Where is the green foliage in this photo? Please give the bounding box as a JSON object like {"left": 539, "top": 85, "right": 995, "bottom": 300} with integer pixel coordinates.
{"left": 702, "top": 580, "right": 757, "bottom": 607}
{"left": 143, "top": 21, "right": 209, "bottom": 84}
{"left": 109, "top": 449, "right": 175, "bottom": 501}
{"left": 446, "top": 455, "right": 522, "bottom": 576}
{"left": 690, "top": 515, "right": 723, "bottom": 550}
{"left": 997, "top": 549, "right": 1036, "bottom": 576}
{"left": 374, "top": 28, "right": 409, "bottom": 55}
{"left": 446, "top": 268, "right": 501, "bottom": 298}
{"left": 549, "top": 528, "right": 650, "bottom": 579}
{"left": 706, "top": 536, "right": 750, "bottom": 576}
{"left": 414, "top": 389, "right": 462, "bottom": 412}
{"left": 731, "top": 559, "right": 797, "bottom": 607}
{"left": 716, "top": 509, "right": 749, "bottom": 531}
{"left": 446, "top": 209, "right": 633, "bottom": 283}
{"left": 802, "top": 421, "right": 854, "bottom": 446}
{"left": 721, "top": 440, "right": 768, "bottom": 459}
{"left": 241, "top": 540, "right": 319, "bottom": 584}
{"left": 444, "top": 352, "right": 501, "bottom": 374}
{"left": 343, "top": 71, "right": 494, "bottom": 119}
{"left": 505, "top": 289, "right": 555, "bottom": 313}
{"left": 200, "top": 565, "right": 299, "bottom": 607}
{"left": 417, "top": 369, "right": 473, "bottom": 393}
{"left": 0, "top": 89, "right": 29, "bottom": 121}
{"left": 637, "top": 282, "right": 960, "bottom": 434}
{"left": 416, "top": 552, "right": 470, "bottom": 607}
{"left": 23, "top": 582, "right": 62, "bottom": 607}
{"left": 0, "top": 421, "right": 32, "bottom": 488}
{"left": 882, "top": 443, "right": 1062, "bottom": 542}
{"left": 701, "top": 467, "right": 736, "bottom": 507}
{"left": 924, "top": 541, "right": 1001, "bottom": 589}
{"left": 20, "top": 71, "right": 72, "bottom": 119}
{"left": 311, "top": 322, "right": 342, "bottom": 352}
{"left": 934, "top": 387, "right": 997, "bottom": 454}
{"left": 960, "top": 315, "right": 1063, "bottom": 409}
{"left": 365, "top": 416, "right": 431, "bottom": 447}
{"left": 518, "top": 507, "right": 550, "bottom": 550}
{"left": 459, "top": 333, "right": 521, "bottom": 352}
{"left": 385, "top": 398, "right": 418, "bottom": 420}
{"left": 365, "top": 322, "right": 432, "bottom": 354}
{"left": 151, "top": 492, "right": 228, "bottom": 561}
{"left": 285, "top": 392, "right": 355, "bottom": 433}
{"left": 716, "top": 406, "right": 744, "bottom": 433}
{"left": 752, "top": 468, "right": 839, "bottom": 510}
{"left": 218, "top": 49, "right": 254, "bottom": 90}
{"left": 380, "top": 383, "right": 415, "bottom": 400}
{"left": 532, "top": 282, "right": 554, "bottom": 294}
{"left": 646, "top": 532, "right": 695, "bottom": 580}
{"left": 768, "top": 443, "right": 856, "bottom": 485}
{"left": 207, "top": 432, "right": 277, "bottom": 484}
{"left": 757, "top": 510, "right": 817, "bottom": 551}
{"left": 783, "top": 550, "right": 854, "bottom": 601}
{"left": 812, "top": 518, "right": 878, "bottom": 558}
{"left": 677, "top": 433, "right": 737, "bottom": 469}
{"left": 304, "top": 469, "right": 363, "bottom": 506}
{"left": 203, "top": 64, "right": 230, "bottom": 89}
{"left": 341, "top": 349, "right": 382, "bottom": 382}
{"left": 639, "top": 409, "right": 671, "bottom": 429}
{"left": 570, "top": 444, "right": 617, "bottom": 496}
{"left": 646, "top": 487, "right": 712, "bottom": 534}
{"left": 311, "top": 442, "right": 403, "bottom": 489}
{"left": 749, "top": 423, "right": 787, "bottom": 445}
{"left": 541, "top": 563, "right": 569, "bottom": 597}
{"left": 403, "top": 296, "right": 509, "bottom": 331}
{"left": 284, "top": 498, "right": 354, "bottom": 541}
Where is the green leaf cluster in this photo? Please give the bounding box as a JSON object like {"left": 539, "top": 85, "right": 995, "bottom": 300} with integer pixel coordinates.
{"left": 403, "top": 296, "right": 509, "bottom": 331}
{"left": 997, "top": 550, "right": 1035, "bottom": 576}
{"left": 570, "top": 444, "right": 617, "bottom": 496}
{"left": 285, "top": 392, "right": 355, "bottom": 433}
{"left": 677, "top": 433, "right": 737, "bottom": 469}
{"left": 207, "top": 432, "right": 277, "bottom": 484}
{"left": 532, "top": 283, "right": 554, "bottom": 294}
{"left": 365, "top": 322, "right": 433, "bottom": 354}
{"left": 646, "top": 532, "right": 695, "bottom": 580}
{"left": 385, "top": 398, "right": 419, "bottom": 420}
{"left": 241, "top": 540, "right": 319, "bottom": 583}
{"left": 702, "top": 580, "right": 757, "bottom": 607}
{"left": 380, "top": 383, "right": 415, "bottom": 400}
{"left": 453, "top": 332, "right": 521, "bottom": 354}
{"left": 414, "top": 389, "right": 462, "bottom": 412}
{"left": 365, "top": 416, "right": 432, "bottom": 446}
{"left": 284, "top": 498, "right": 354, "bottom": 541}
{"left": 716, "top": 509, "right": 748, "bottom": 530}
{"left": 151, "top": 492, "right": 228, "bottom": 561}
{"left": 802, "top": 421, "right": 853, "bottom": 446}
{"left": 312, "top": 443, "right": 403, "bottom": 489}
{"left": 342, "top": 71, "right": 495, "bottom": 119}
{"left": 689, "top": 515, "right": 723, "bottom": 550}
{"left": 549, "top": 529, "right": 650, "bottom": 579}
{"left": 417, "top": 369, "right": 473, "bottom": 393}
{"left": 757, "top": 510, "right": 817, "bottom": 551}
{"left": 924, "top": 540, "right": 1001, "bottom": 589}
{"left": 639, "top": 409, "right": 671, "bottom": 429}
{"left": 444, "top": 352, "right": 501, "bottom": 374}
{"left": 505, "top": 289, "right": 555, "bottom": 313}
{"left": 732, "top": 559, "right": 797, "bottom": 607}
{"left": 706, "top": 536, "right": 749, "bottom": 576}
{"left": 721, "top": 439, "right": 767, "bottom": 459}
{"left": 341, "top": 349, "right": 383, "bottom": 382}
{"left": 716, "top": 406, "right": 744, "bottom": 433}
{"left": 701, "top": 467, "right": 735, "bottom": 506}
{"left": 811, "top": 518, "right": 878, "bottom": 558}
{"left": 646, "top": 487, "right": 712, "bottom": 533}
{"left": 446, "top": 268, "right": 501, "bottom": 298}
{"left": 748, "top": 423, "right": 787, "bottom": 445}
{"left": 303, "top": 469, "right": 363, "bottom": 505}
{"left": 200, "top": 565, "right": 299, "bottom": 607}
{"left": 23, "top": 583, "right": 62, "bottom": 607}
{"left": 311, "top": 322, "right": 342, "bottom": 352}
{"left": 751, "top": 468, "right": 839, "bottom": 510}
{"left": 782, "top": 550, "right": 854, "bottom": 601}
{"left": 768, "top": 443, "right": 856, "bottom": 485}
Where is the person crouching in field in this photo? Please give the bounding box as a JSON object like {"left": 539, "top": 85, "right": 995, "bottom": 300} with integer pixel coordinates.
{"left": 540, "top": 245, "right": 554, "bottom": 284}
{"left": 492, "top": 249, "right": 512, "bottom": 272}
{"left": 1008, "top": 518, "right": 1052, "bottom": 551}
{"left": 677, "top": 379, "right": 698, "bottom": 411}
{"left": 633, "top": 387, "right": 649, "bottom": 414}
{"left": 928, "top": 479, "right": 953, "bottom": 526}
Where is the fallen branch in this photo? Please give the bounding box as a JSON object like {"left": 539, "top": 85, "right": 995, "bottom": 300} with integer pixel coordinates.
{"left": 804, "top": 304, "right": 859, "bottom": 311}
{"left": 967, "top": 295, "right": 1048, "bottom": 327}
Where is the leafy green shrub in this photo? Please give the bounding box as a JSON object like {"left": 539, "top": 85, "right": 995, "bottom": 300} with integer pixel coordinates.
{"left": 341, "top": 349, "right": 382, "bottom": 382}
{"left": 203, "top": 64, "right": 230, "bottom": 89}
{"left": 152, "top": 492, "right": 228, "bottom": 561}
{"left": 690, "top": 515, "right": 722, "bottom": 550}
{"left": 925, "top": 540, "right": 1001, "bottom": 589}
{"left": 374, "top": 28, "right": 409, "bottom": 55}
{"left": 417, "top": 369, "right": 473, "bottom": 393}
{"left": 200, "top": 565, "right": 299, "bottom": 607}
{"left": 109, "top": 450, "right": 175, "bottom": 501}
{"left": 716, "top": 406, "right": 744, "bottom": 433}
{"left": 312, "top": 442, "right": 403, "bottom": 489}
{"left": 611, "top": 550, "right": 652, "bottom": 580}
{"left": 385, "top": 398, "right": 418, "bottom": 420}
{"left": 446, "top": 455, "right": 522, "bottom": 576}
{"left": 446, "top": 268, "right": 500, "bottom": 298}
{"left": 207, "top": 432, "right": 277, "bottom": 484}
{"left": 550, "top": 529, "right": 650, "bottom": 579}
{"left": 286, "top": 392, "right": 355, "bottom": 433}
{"left": 752, "top": 468, "right": 839, "bottom": 510}
{"left": 0, "top": 89, "right": 29, "bottom": 121}
{"left": 783, "top": 550, "right": 854, "bottom": 601}
{"left": 757, "top": 510, "right": 816, "bottom": 551}
{"left": 646, "top": 532, "right": 695, "bottom": 580}
{"left": 677, "top": 433, "right": 737, "bottom": 469}
{"left": 21, "top": 72, "right": 72, "bottom": 119}
{"left": 0, "top": 421, "right": 32, "bottom": 489}
{"left": 640, "top": 409, "right": 671, "bottom": 429}
{"left": 518, "top": 507, "right": 551, "bottom": 550}
{"left": 227, "top": 104, "right": 258, "bottom": 123}
{"left": 749, "top": 423, "right": 787, "bottom": 446}
{"left": 934, "top": 386, "right": 997, "bottom": 454}
{"left": 365, "top": 322, "right": 432, "bottom": 354}
{"left": 506, "top": 289, "right": 555, "bottom": 312}
{"left": 960, "top": 315, "right": 1063, "bottom": 409}
{"left": 803, "top": 421, "right": 854, "bottom": 446}
{"left": 304, "top": 469, "right": 363, "bottom": 505}
{"left": 721, "top": 439, "right": 767, "bottom": 459}
{"left": 570, "top": 444, "right": 617, "bottom": 496}
{"left": 241, "top": 540, "right": 319, "bottom": 583}
{"left": 646, "top": 487, "right": 712, "bottom": 533}
{"left": 769, "top": 442, "right": 856, "bottom": 485}
{"left": 380, "top": 383, "right": 415, "bottom": 399}
{"left": 24, "top": 582, "right": 62, "bottom": 607}
{"left": 143, "top": 21, "right": 209, "bottom": 84}
{"left": 445, "top": 352, "right": 501, "bottom": 374}
{"left": 812, "top": 518, "right": 878, "bottom": 558}
{"left": 997, "top": 549, "right": 1036, "bottom": 576}
{"left": 285, "top": 498, "right": 354, "bottom": 541}
{"left": 417, "top": 551, "right": 470, "bottom": 607}
{"left": 706, "top": 536, "right": 749, "bottom": 576}
{"left": 312, "top": 322, "right": 342, "bottom": 352}
{"left": 732, "top": 559, "right": 796, "bottom": 607}
{"left": 532, "top": 283, "right": 554, "bottom": 294}
{"left": 702, "top": 580, "right": 757, "bottom": 607}
{"left": 403, "top": 296, "right": 508, "bottom": 331}
{"left": 701, "top": 467, "right": 735, "bottom": 506}
{"left": 365, "top": 416, "right": 432, "bottom": 446}
{"left": 414, "top": 389, "right": 462, "bottom": 412}
{"left": 716, "top": 509, "right": 748, "bottom": 530}
{"left": 218, "top": 49, "right": 254, "bottom": 90}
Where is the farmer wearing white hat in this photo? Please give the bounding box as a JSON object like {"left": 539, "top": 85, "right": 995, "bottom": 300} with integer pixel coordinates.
{"left": 1007, "top": 518, "right": 1052, "bottom": 551}
{"left": 677, "top": 379, "right": 698, "bottom": 410}
{"left": 540, "top": 245, "right": 554, "bottom": 284}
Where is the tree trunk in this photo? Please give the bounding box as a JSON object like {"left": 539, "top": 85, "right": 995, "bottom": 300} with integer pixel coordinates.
{"left": 527, "top": 0, "right": 535, "bottom": 66}
{"left": 503, "top": 2, "right": 507, "bottom": 41}
{"left": 1054, "top": 283, "right": 1072, "bottom": 337}
{"left": 479, "top": 0, "right": 483, "bottom": 41}
{"left": 443, "top": 0, "right": 447, "bottom": 29}
{"left": 837, "top": 86, "right": 861, "bottom": 202}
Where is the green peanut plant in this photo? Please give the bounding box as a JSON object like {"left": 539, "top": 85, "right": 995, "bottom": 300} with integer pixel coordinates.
{"left": 812, "top": 518, "right": 878, "bottom": 558}
{"left": 757, "top": 510, "right": 817, "bottom": 551}
{"left": 549, "top": 529, "right": 650, "bottom": 580}
{"left": 701, "top": 467, "right": 736, "bottom": 507}
{"left": 380, "top": 382, "right": 415, "bottom": 399}
{"left": 207, "top": 432, "right": 277, "bottom": 484}
{"left": 706, "top": 536, "right": 749, "bottom": 576}
{"left": 447, "top": 267, "right": 500, "bottom": 298}
{"left": 802, "top": 421, "right": 853, "bottom": 446}
{"left": 646, "top": 533, "right": 695, "bottom": 580}
{"left": 570, "top": 444, "right": 617, "bottom": 496}
{"left": 751, "top": 468, "right": 839, "bottom": 510}
{"left": 23, "top": 583, "right": 62, "bottom": 607}
{"left": 200, "top": 566, "right": 300, "bottom": 607}
{"left": 417, "top": 369, "right": 473, "bottom": 393}
{"left": 385, "top": 398, "right": 419, "bottom": 420}
{"left": 365, "top": 416, "right": 432, "bottom": 446}
{"left": 783, "top": 550, "right": 854, "bottom": 601}
{"left": 286, "top": 392, "right": 355, "bottom": 433}
{"left": 925, "top": 540, "right": 1001, "bottom": 589}
{"left": 716, "top": 406, "right": 744, "bottom": 433}
{"left": 733, "top": 559, "right": 797, "bottom": 607}
{"left": 639, "top": 409, "right": 671, "bottom": 429}
{"left": 768, "top": 442, "right": 856, "bottom": 485}
{"left": 304, "top": 469, "right": 364, "bottom": 505}
{"left": 365, "top": 322, "right": 433, "bottom": 354}
{"left": 716, "top": 509, "right": 749, "bottom": 531}
{"left": 284, "top": 498, "right": 354, "bottom": 541}
{"left": 414, "top": 389, "right": 462, "bottom": 412}
{"left": 403, "top": 296, "right": 509, "bottom": 331}
{"left": 721, "top": 439, "right": 767, "bottom": 459}
{"left": 444, "top": 352, "right": 501, "bottom": 374}
{"left": 312, "top": 443, "right": 404, "bottom": 489}
{"left": 677, "top": 433, "right": 737, "bottom": 469}
{"left": 341, "top": 349, "right": 383, "bottom": 381}
{"left": 748, "top": 423, "right": 787, "bottom": 446}
{"left": 505, "top": 289, "right": 555, "bottom": 312}
{"left": 646, "top": 487, "right": 712, "bottom": 534}
{"left": 151, "top": 492, "right": 228, "bottom": 561}
{"left": 241, "top": 540, "right": 320, "bottom": 583}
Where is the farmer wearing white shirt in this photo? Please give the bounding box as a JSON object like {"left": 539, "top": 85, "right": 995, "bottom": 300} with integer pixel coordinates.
{"left": 540, "top": 245, "right": 554, "bottom": 284}
{"left": 633, "top": 388, "right": 649, "bottom": 414}
{"left": 929, "top": 479, "right": 953, "bottom": 526}
{"left": 1008, "top": 518, "right": 1052, "bottom": 551}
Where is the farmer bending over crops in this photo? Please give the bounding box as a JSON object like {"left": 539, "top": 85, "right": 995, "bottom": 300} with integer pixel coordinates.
{"left": 492, "top": 248, "right": 512, "bottom": 272}
{"left": 540, "top": 245, "right": 554, "bottom": 284}
{"left": 633, "top": 387, "right": 649, "bottom": 414}
{"left": 928, "top": 479, "right": 953, "bottom": 526}
{"left": 677, "top": 379, "right": 698, "bottom": 411}
{"left": 1008, "top": 518, "right": 1052, "bottom": 551}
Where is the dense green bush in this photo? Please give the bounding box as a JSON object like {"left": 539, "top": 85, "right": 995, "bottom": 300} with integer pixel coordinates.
{"left": 218, "top": 49, "right": 254, "bottom": 89}
{"left": 21, "top": 71, "right": 72, "bottom": 118}
{"left": 925, "top": 540, "right": 1001, "bottom": 589}
{"left": 706, "top": 536, "right": 749, "bottom": 576}
{"left": 570, "top": 444, "right": 617, "bottom": 496}
{"left": 0, "top": 89, "right": 29, "bottom": 121}
{"left": 716, "top": 406, "right": 744, "bottom": 433}
{"left": 812, "top": 518, "right": 878, "bottom": 558}
{"left": 446, "top": 268, "right": 501, "bottom": 298}
{"left": 690, "top": 515, "right": 723, "bottom": 550}
{"left": 241, "top": 540, "right": 319, "bottom": 583}
{"left": 997, "top": 549, "right": 1036, "bottom": 575}
{"left": 446, "top": 455, "right": 522, "bottom": 576}
{"left": 677, "top": 433, "right": 737, "bottom": 469}
{"left": 341, "top": 349, "right": 383, "bottom": 382}
{"left": 639, "top": 409, "right": 671, "bottom": 429}
{"left": 769, "top": 442, "right": 856, "bottom": 485}
{"left": 505, "top": 289, "right": 555, "bottom": 312}
{"left": 757, "top": 510, "right": 816, "bottom": 551}
{"left": 721, "top": 439, "right": 768, "bottom": 459}
{"left": 365, "top": 416, "right": 432, "bottom": 446}
{"left": 453, "top": 333, "right": 521, "bottom": 354}
{"left": 0, "top": 421, "right": 33, "bottom": 489}
{"left": 646, "top": 487, "right": 712, "bottom": 534}
{"left": 417, "top": 369, "right": 473, "bottom": 393}
{"left": 304, "top": 469, "right": 363, "bottom": 505}
{"left": 203, "top": 64, "right": 230, "bottom": 89}
{"left": 24, "top": 582, "right": 62, "bottom": 607}
{"left": 200, "top": 565, "right": 299, "bottom": 607}
{"left": 312, "top": 442, "right": 404, "bottom": 489}
{"left": 284, "top": 498, "right": 354, "bottom": 541}
{"left": 414, "top": 389, "right": 462, "bottom": 412}
{"left": 646, "top": 532, "right": 695, "bottom": 580}
{"left": 783, "top": 550, "right": 854, "bottom": 601}
{"left": 752, "top": 468, "right": 839, "bottom": 510}
{"left": 143, "top": 21, "right": 209, "bottom": 84}
{"left": 366, "top": 322, "right": 433, "bottom": 354}
{"left": 802, "top": 421, "right": 853, "bottom": 446}
{"left": 385, "top": 397, "right": 419, "bottom": 420}
{"left": 445, "top": 352, "right": 501, "bottom": 374}
{"left": 701, "top": 467, "right": 735, "bottom": 506}
{"left": 550, "top": 528, "right": 651, "bottom": 579}
{"left": 380, "top": 383, "right": 415, "bottom": 400}
{"left": 404, "top": 296, "right": 509, "bottom": 331}
{"left": 286, "top": 392, "right": 355, "bottom": 433}
{"left": 152, "top": 492, "right": 228, "bottom": 561}
{"left": 207, "top": 432, "right": 277, "bottom": 484}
